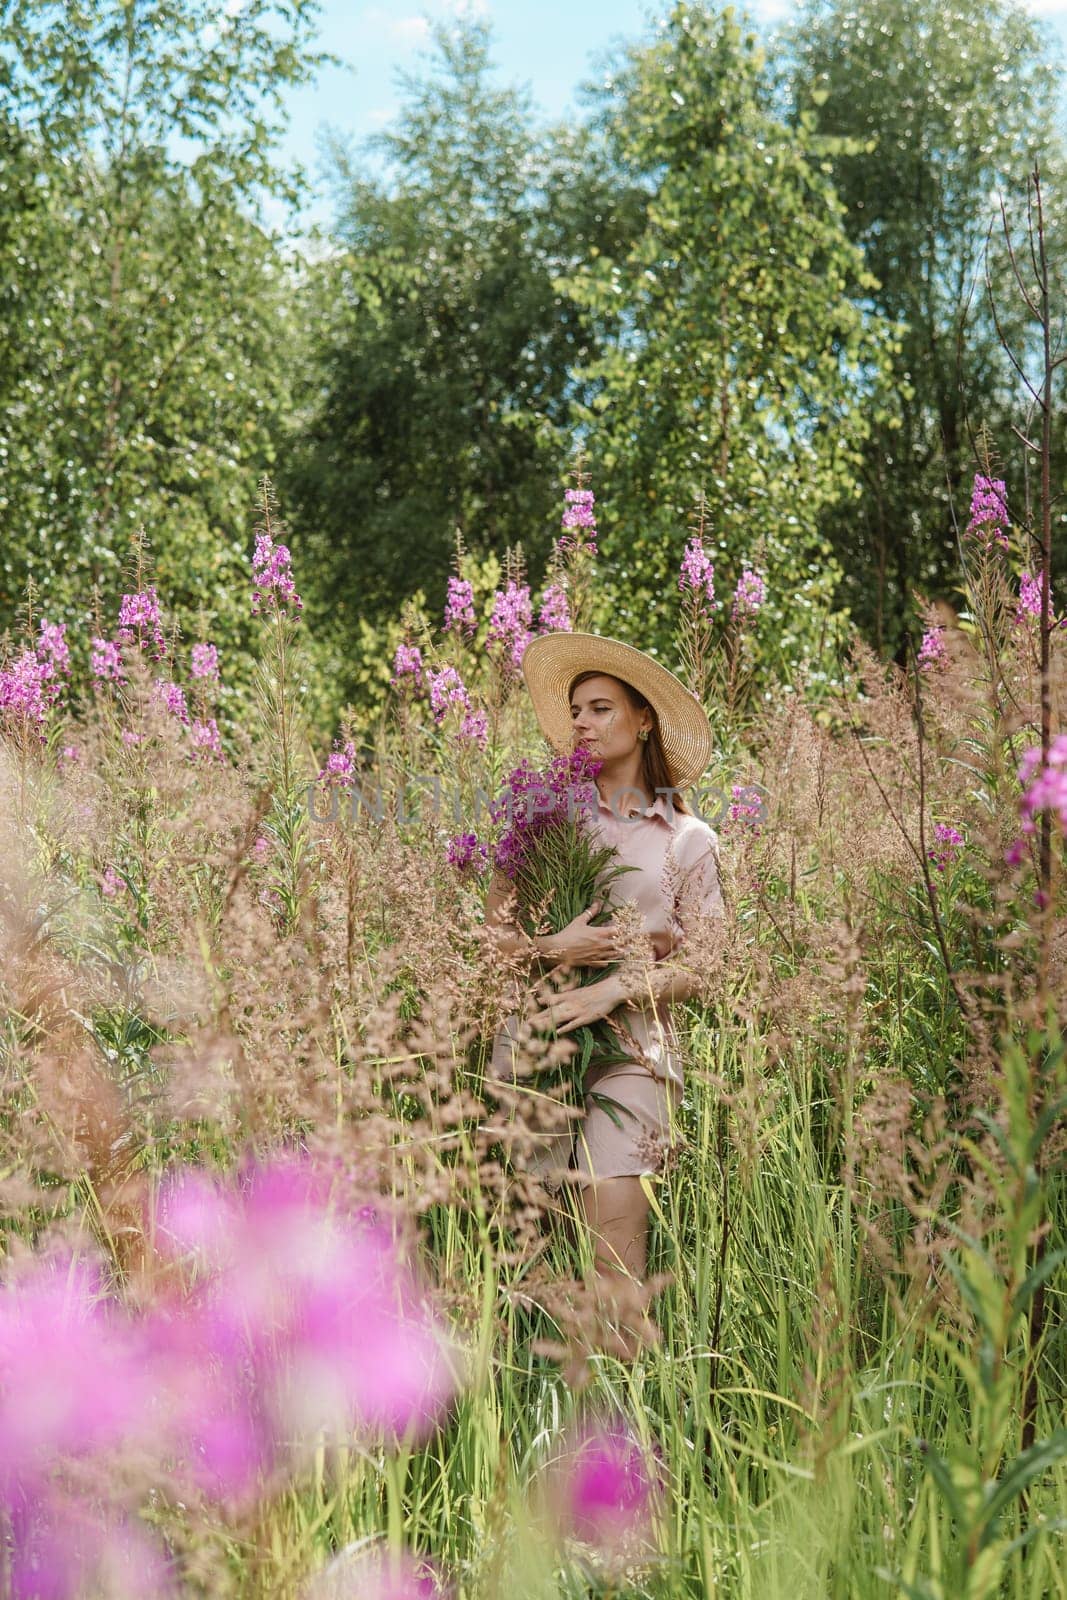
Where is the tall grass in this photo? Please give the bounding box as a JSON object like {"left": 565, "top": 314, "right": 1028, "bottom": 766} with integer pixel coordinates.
{"left": 0, "top": 471, "right": 1064, "bottom": 1598}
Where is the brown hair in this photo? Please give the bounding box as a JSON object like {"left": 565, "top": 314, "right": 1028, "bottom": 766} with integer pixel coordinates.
{"left": 568, "top": 670, "right": 692, "bottom": 814}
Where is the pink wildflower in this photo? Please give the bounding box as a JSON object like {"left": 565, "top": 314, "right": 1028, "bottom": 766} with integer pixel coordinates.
{"left": 928, "top": 822, "right": 965, "bottom": 873}
{"left": 189, "top": 718, "right": 223, "bottom": 760}
{"left": 727, "top": 783, "right": 765, "bottom": 834}
{"left": 444, "top": 577, "right": 477, "bottom": 636}
{"left": 486, "top": 582, "right": 533, "bottom": 675}
{"left": 120, "top": 728, "right": 144, "bottom": 747}
{"left": 0, "top": 650, "right": 49, "bottom": 734}
{"left": 554, "top": 1420, "right": 657, "bottom": 1556}
{"left": 678, "top": 537, "right": 716, "bottom": 611}
{"left": 319, "top": 739, "right": 357, "bottom": 786}
{"left": 252, "top": 532, "right": 302, "bottom": 616}
{"left": 965, "top": 474, "right": 1009, "bottom": 548}
{"left": 918, "top": 626, "right": 947, "bottom": 670}
{"left": 391, "top": 642, "right": 424, "bottom": 689}
{"left": 428, "top": 665, "right": 471, "bottom": 724}
{"left": 558, "top": 487, "right": 598, "bottom": 557}
{"left": 191, "top": 642, "right": 220, "bottom": 681}
{"left": 100, "top": 865, "right": 124, "bottom": 897}
{"left": 153, "top": 679, "right": 189, "bottom": 724}
{"left": 91, "top": 638, "right": 125, "bottom": 684}
{"left": 117, "top": 586, "right": 166, "bottom": 658}
{"left": 447, "top": 832, "right": 488, "bottom": 876}
{"left": 1017, "top": 735, "right": 1067, "bottom": 838}
{"left": 538, "top": 583, "right": 572, "bottom": 634}
{"left": 457, "top": 708, "right": 488, "bottom": 749}
{"left": 731, "top": 567, "right": 766, "bottom": 623}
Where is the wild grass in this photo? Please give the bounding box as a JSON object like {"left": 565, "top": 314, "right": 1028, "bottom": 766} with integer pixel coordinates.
{"left": 0, "top": 480, "right": 1065, "bottom": 1598}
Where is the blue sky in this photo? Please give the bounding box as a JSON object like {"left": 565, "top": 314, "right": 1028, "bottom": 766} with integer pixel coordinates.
{"left": 275, "top": 0, "right": 1067, "bottom": 232}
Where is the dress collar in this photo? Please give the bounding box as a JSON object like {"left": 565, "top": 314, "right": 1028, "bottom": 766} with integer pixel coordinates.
{"left": 595, "top": 788, "right": 678, "bottom": 826}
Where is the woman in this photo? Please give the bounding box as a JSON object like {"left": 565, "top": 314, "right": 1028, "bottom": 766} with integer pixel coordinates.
{"left": 486, "top": 632, "right": 724, "bottom": 1286}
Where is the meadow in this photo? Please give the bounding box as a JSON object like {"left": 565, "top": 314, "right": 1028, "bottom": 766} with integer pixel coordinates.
{"left": 0, "top": 471, "right": 1065, "bottom": 1600}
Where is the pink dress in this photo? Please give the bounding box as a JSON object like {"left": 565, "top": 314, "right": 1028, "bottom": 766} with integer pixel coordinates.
{"left": 489, "top": 790, "right": 724, "bottom": 1182}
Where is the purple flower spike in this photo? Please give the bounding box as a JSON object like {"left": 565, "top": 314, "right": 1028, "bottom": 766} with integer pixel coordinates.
{"left": 965, "top": 474, "right": 1009, "bottom": 548}
{"left": 538, "top": 583, "right": 572, "bottom": 634}
{"left": 486, "top": 582, "right": 534, "bottom": 676}
{"left": 91, "top": 638, "right": 125, "bottom": 684}
{"left": 928, "top": 822, "right": 965, "bottom": 873}
{"left": 918, "top": 626, "right": 947, "bottom": 670}
{"left": 444, "top": 576, "right": 477, "bottom": 636}
{"left": 558, "top": 487, "right": 598, "bottom": 557}
{"left": 391, "top": 642, "right": 424, "bottom": 690}
{"left": 191, "top": 642, "right": 220, "bottom": 681}
{"left": 678, "top": 536, "right": 716, "bottom": 612}
{"left": 252, "top": 533, "right": 302, "bottom": 617}
{"left": 118, "top": 585, "right": 167, "bottom": 658}
{"left": 731, "top": 567, "right": 766, "bottom": 623}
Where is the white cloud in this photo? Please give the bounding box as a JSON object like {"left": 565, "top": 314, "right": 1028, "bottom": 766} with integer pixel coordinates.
{"left": 359, "top": 7, "right": 431, "bottom": 48}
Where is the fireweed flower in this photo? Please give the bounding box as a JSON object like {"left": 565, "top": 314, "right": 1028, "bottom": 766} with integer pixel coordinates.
{"left": 559, "top": 488, "right": 598, "bottom": 556}
{"left": 446, "top": 832, "right": 489, "bottom": 877}
{"left": 154, "top": 1158, "right": 457, "bottom": 1487}
{"left": 731, "top": 567, "right": 766, "bottom": 624}
{"left": 928, "top": 822, "right": 965, "bottom": 873}
{"left": 0, "top": 1254, "right": 152, "bottom": 1495}
{"left": 1011, "top": 570, "right": 1066, "bottom": 630}
{"left": 965, "top": 474, "right": 1009, "bottom": 549}
{"left": 553, "top": 1420, "right": 657, "bottom": 1555}
{"left": 391, "top": 642, "right": 424, "bottom": 690}
{"left": 0, "top": 650, "right": 49, "bottom": 734}
{"left": 191, "top": 641, "right": 220, "bottom": 681}
{"left": 8, "top": 1494, "right": 171, "bottom": 1600}
{"left": 252, "top": 532, "right": 302, "bottom": 616}
{"left": 727, "top": 783, "right": 764, "bottom": 834}
{"left": 486, "top": 582, "right": 534, "bottom": 676}
{"left": 153, "top": 679, "right": 189, "bottom": 724}
{"left": 457, "top": 708, "right": 488, "bottom": 749}
{"left": 428, "top": 665, "right": 471, "bottom": 724}
{"left": 444, "top": 576, "right": 477, "bottom": 636}
{"left": 678, "top": 536, "right": 716, "bottom": 612}
{"left": 100, "top": 865, "right": 124, "bottom": 898}
{"left": 117, "top": 586, "right": 166, "bottom": 658}
{"left": 319, "top": 739, "right": 357, "bottom": 786}
{"left": 490, "top": 748, "right": 602, "bottom": 880}
{"left": 91, "top": 637, "right": 125, "bottom": 684}
{"left": 188, "top": 718, "right": 223, "bottom": 760}
{"left": 918, "top": 626, "right": 948, "bottom": 670}
{"left": 36, "top": 619, "right": 71, "bottom": 704}
{"left": 538, "top": 583, "right": 572, "bottom": 634}
{"left": 1016, "top": 736, "right": 1067, "bottom": 840}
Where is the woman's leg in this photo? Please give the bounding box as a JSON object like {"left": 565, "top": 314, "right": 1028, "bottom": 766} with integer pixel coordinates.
{"left": 578, "top": 1176, "right": 651, "bottom": 1281}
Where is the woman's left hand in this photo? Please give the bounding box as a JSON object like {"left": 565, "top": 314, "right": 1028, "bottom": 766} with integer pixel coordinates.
{"left": 528, "top": 972, "right": 629, "bottom": 1034}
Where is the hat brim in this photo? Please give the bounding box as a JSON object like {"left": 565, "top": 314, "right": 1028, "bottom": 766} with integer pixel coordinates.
{"left": 520, "top": 632, "right": 713, "bottom": 792}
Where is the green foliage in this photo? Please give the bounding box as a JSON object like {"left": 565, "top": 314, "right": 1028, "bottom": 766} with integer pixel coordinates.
{"left": 562, "top": 2, "right": 896, "bottom": 683}
{"left": 0, "top": 0, "right": 327, "bottom": 697}
{"left": 279, "top": 18, "right": 641, "bottom": 711}
{"left": 784, "top": 0, "right": 1067, "bottom": 655}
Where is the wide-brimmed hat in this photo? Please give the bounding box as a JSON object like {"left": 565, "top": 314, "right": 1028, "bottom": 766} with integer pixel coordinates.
{"left": 521, "top": 631, "right": 713, "bottom": 791}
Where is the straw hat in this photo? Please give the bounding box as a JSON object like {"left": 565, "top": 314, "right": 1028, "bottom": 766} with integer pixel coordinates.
{"left": 521, "top": 631, "right": 713, "bottom": 791}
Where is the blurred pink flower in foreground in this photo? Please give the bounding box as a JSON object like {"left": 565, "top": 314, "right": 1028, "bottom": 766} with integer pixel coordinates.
{"left": 1017, "top": 736, "right": 1067, "bottom": 837}
{"left": 549, "top": 1419, "right": 658, "bottom": 1559}
{"left": 0, "top": 1158, "right": 459, "bottom": 1588}
{"left": 155, "top": 1158, "right": 457, "bottom": 1492}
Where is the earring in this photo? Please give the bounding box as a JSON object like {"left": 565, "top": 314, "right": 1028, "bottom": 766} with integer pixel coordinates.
{"left": 637, "top": 727, "right": 649, "bottom": 742}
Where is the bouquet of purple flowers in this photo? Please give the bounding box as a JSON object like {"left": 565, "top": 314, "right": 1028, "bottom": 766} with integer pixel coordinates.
{"left": 490, "top": 748, "right": 638, "bottom": 1105}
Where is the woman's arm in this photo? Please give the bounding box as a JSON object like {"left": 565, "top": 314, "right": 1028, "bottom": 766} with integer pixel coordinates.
{"left": 484, "top": 872, "right": 619, "bottom": 970}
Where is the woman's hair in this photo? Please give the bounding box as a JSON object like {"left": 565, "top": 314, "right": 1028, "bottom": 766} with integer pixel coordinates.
{"left": 568, "top": 670, "right": 691, "bottom": 814}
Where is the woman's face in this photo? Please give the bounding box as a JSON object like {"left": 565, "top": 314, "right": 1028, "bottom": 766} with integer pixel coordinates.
{"left": 569, "top": 674, "right": 651, "bottom": 765}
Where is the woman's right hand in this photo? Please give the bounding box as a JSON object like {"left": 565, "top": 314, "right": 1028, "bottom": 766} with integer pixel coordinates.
{"left": 539, "top": 900, "right": 618, "bottom": 968}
